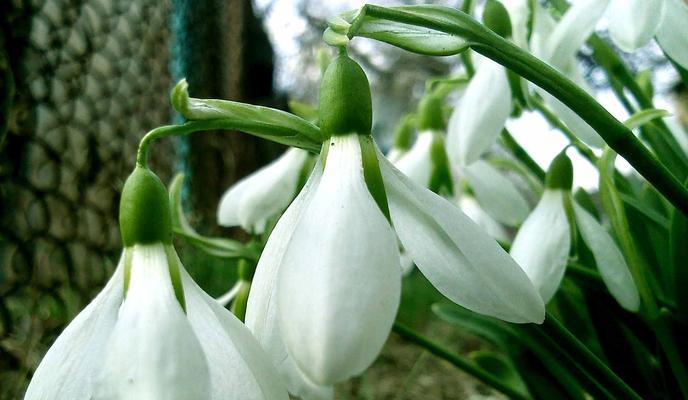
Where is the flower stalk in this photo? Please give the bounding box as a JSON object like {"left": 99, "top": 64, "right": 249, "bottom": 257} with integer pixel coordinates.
{"left": 346, "top": 4, "right": 688, "bottom": 216}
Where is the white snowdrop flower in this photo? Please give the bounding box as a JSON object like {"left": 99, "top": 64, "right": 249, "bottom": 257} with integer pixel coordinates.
{"left": 510, "top": 152, "right": 639, "bottom": 309}
{"left": 458, "top": 195, "right": 510, "bottom": 243}
{"left": 655, "top": 0, "right": 688, "bottom": 69}
{"left": 25, "top": 167, "right": 288, "bottom": 400}
{"left": 394, "top": 130, "right": 436, "bottom": 188}
{"left": 531, "top": 0, "right": 609, "bottom": 148}
{"left": 447, "top": 57, "right": 512, "bottom": 167}
{"left": 217, "top": 147, "right": 309, "bottom": 234}
{"left": 247, "top": 53, "right": 545, "bottom": 387}
{"left": 447, "top": 1, "right": 515, "bottom": 167}
{"left": 463, "top": 159, "right": 531, "bottom": 227}
{"left": 608, "top": 0, "right": 666, "bottom": 52}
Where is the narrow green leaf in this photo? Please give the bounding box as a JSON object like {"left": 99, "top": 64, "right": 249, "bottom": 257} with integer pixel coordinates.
{"left": 623, "top": 108, "right": 671, "bottom": 130}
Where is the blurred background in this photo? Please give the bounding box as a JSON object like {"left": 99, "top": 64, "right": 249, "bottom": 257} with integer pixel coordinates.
{"left": 0, "top": 0, "right": 685, "bottom": 399}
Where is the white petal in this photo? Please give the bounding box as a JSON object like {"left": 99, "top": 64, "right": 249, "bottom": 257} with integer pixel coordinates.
{"left": 510, "top": 190, "right": 571, "bottom": 303}
{"left": 504, "top": 0, "right": 531, "bottom": 49}
{"left": 25, "top": 258, "right": 124, "bottom": 400}
{"left": 97, "top": 244, "right": 210, "bottom": 400}
{"left": 572, "top": 203, "right": 640, "bottom": 311}
{"left": 278, "top": 134, "right": 401, "bottom": 384}
{"left": 386, "top": 147, "right": 406, "bottom": 163}
{"left": 245, "top": 161, "right": 333, "bottom": 399}
{"left": 530, "top": 0, "right": 608, "bottom": 148}
{"left": 399, "top": 247, "right": 416, "bottom": 276}
{"left": 543, "top": 92, "right": 606, "bottom": 147}
{"left": 447, "top": 60, "right": 511, "bottom": 167}
{"left": 463, "top": 160, "right": 531, "bottom": 227}
{"left": 667, "top": 117, "right": 688, "bottom": 157}
{"left": 545, "top": 0, "right": 610, "bottom": 68}
{"left": 458, "top": 196, "right": 510, "bottom": 243}
{"left": 178, "top": 262, "right": 289, "bottom": 400}
{"left": 379, "top": 154, "right": 545, "bottom": 324}
{"left": 608, "top": 0, "right": 665, "bottom": 52}
{"left": 393, "top": 130, "right": 435, "bottom": 188}
{"left": 656, "top": 0, "right": 688, "bottom": 69}
{"left": 218, "top": 148, "right": 308, "bottom": 233}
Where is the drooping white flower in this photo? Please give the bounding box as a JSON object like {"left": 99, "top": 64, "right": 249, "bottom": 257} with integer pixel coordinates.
{"left": 655, "top": 0, "right": 688, "bottom": 69}
{"left": 218, "top": 147, "right": 309, "bottom": 234}
{"left": 245, "top": 159, "right": 334, "bottom": 400}
{"left": 511, "top": 189, "right": 572, "bottom": 303}
{"left": 531, "top": 0, "right": 608, "bottom": 148}
{"left": 25, "top": 168, "right": 288, "bottom": 400}
{"left": 608, "top": 0, "right": 666, "bottom": 52}
{"left": 463, "top": 159, "right": 531, "bottom": 227}
{"left": 447, "top": 57, "right": 512, "bottom": 167}
{"left": 246, "top": 53, "right": 545, "bottom": 388}
{"left": 510, "top": 152, "right": 639, "bottom": 309}
{"left": 278, "top": 134, "right": 401, "bottom": 384}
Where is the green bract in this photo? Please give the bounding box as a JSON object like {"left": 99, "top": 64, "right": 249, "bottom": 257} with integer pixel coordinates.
{"left": 482, "top": 0, "right": 512, "bottom": 39}
{"left": 319, "top": 51, "right": 372, "bottom": 137}
{"left": 119, "top": 167, "right": 173, "bottom": 247}
{"left": 545, "top": 151, "right": 573, "bottom": 190}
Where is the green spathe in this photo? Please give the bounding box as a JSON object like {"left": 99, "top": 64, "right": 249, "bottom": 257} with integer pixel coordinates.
{"left": 319, "top": 50, "right": 373, "bottom": 137}
{"left": 482, "top": 0, "right": 512, "bottom": 39}
{"left": 119, "top": 167, "right": 173, "bottom": 246}
{"left": 545, "top": 151, "right": 574, "bottom": 190}
{"left": 417, "top": 95, "right": 444, "bottom": 131}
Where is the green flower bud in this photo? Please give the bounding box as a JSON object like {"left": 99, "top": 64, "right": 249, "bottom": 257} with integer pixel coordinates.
{"left": 417, "top": 95, "right": 444, "bottom": 131}
{"left": 483, "top": 0, "right": 512, "bottom": 39}
{"left": 319, "top": 50, "right": 372, "bottom": 137}
{"left": 119, "top": 167, "right": 173, "bottom": 247}
{"left": 545, "top": 151, "right": 573, "bottom": 190}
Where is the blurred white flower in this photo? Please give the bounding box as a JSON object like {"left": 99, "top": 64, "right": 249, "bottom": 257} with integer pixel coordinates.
{"left": 655, "top": 0, "right": 688, "bottom": 69}
{"left": 393, "top": 130, "right": 436, "bottom": 187}
{"left": 531, "top": 0, "right": 608, "bottom": 148}
{"left": 457, "top": 195, "right": 510, "bottom": 243}
{"left": 463, "top": 160, "right": 531, "bottom": 227}
{"left": 25, "top": 243, "right": 288, "bottom": 400}
{"left": 510, "top": 153, "right": 639, "bottom": 310}
{"left": 447, "top": 57, "right": 512, "bottom": 167}
{"left": 218, "top": 148, "right": 309, "bottom": 234}
{"left": 247, "top": 133, "right": 545, "bottom": 386}
{"left": 608, "top": 0, "right": 666, "bottom": 52}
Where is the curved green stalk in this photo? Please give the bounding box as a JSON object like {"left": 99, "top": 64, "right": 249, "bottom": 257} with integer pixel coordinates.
{"left": 353, "top": 4, "right": 688, "bottom": 216}
{"left": 393, "top": 322, "right": 532, "bottom": 400}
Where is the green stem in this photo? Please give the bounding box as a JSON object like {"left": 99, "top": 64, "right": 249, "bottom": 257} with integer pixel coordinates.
{"left": 358, "top": 4, "right": 688, "bottom": 216}
{"left": 540, "top": 313, "right": 643, "bottom": 400}
{"left": 500, "top": 128, "right": 546, "bottom": 181}
{"left": 393, "top": 322, "right": 531, "bottom": 400}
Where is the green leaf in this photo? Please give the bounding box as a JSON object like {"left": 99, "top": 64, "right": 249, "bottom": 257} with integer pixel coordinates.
{"left": 168, "top": 173, "right": 258, "bottom": 260}
{"left": 598, "top": 148, "right": 656, "bottom": 316}
{"left": 670, "top": 181, "right": 688, "bottom": 321}
{"left": 470, "top": 350, "right": 530, "bottom": 398}
{"left": 170, "top": 80, "right": 322, "bottom": 152}
{"left": 623, "top": 108, "right": 671, "bottom": 130}
{"left": 341, "top": 5, "right": 470, "bottom": 56}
